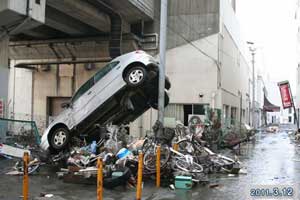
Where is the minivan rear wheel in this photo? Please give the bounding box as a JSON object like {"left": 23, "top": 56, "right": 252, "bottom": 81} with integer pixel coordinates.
{"left": 125, "top": 66, "right": 147, "bottom": 87}
{"left": 49, "top": 127, "right": 70, "bottom": 150}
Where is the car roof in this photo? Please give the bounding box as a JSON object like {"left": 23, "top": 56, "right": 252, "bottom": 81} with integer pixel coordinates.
{"left": 111, "top": 50, "right": 148, "bottom": 62}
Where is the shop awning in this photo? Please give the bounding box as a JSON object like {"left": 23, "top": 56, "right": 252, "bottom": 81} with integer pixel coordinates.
{"left": 263, "top": 95, "right": 280, "bottom": 112}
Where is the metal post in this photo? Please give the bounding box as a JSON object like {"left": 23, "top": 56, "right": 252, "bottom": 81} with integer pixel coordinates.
{"left": 158, "top": 0, "right": 168, "bottom": 125}
{"left": 136, "top": 151, "right": 143, "bottom": 200}
{"left": 239, "top": 93, "right": 242, "bottom": 134}
{"left": 23, "top": 152, "right": 29, "bottom": 200}
{"left": 173, "top": 143, "right": 179, "bottom": 151}
{"left": 251, "top": 51, "right": 255, "bottom": 128}
{"left": 156, "top": 145, "right": 161, "bottom": 187}
{"left": 97, "top": 158, "right": 103, "bottom": 200}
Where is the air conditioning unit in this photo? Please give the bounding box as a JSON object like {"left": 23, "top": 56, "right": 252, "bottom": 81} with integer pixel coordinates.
{"left": 0, "top": 0, "right": 46, "bottom": 32}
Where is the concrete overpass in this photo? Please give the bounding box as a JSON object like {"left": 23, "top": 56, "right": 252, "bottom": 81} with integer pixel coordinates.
{"left": 0, "top": 0, "right": 156, "bottom": 117}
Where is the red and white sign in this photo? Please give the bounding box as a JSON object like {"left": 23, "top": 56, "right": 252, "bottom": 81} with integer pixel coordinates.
{"left": 0, "top": 99, "right": 3, "bottom": 118}
{"left": 278, "top": 81, "right": 293, "bottom": 109}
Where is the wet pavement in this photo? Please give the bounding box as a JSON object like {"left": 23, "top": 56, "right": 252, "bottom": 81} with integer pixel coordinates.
{"left": 1, "top": 127, "right": 300, "bottom": 200}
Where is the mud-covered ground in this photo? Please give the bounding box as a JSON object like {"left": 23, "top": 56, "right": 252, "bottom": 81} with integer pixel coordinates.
{"left": 1, "top": 124, "right": 299, "bottom": 200}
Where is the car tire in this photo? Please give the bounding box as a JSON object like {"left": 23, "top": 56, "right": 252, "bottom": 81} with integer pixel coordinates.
{"left": 49, "top": 127, "right": 70, "bottom": 151}
{"left": 149, "top": 91, "right": 169, "bottom": 110}
{"left": 125, "top": 66, "right": 147, "bottom": 87}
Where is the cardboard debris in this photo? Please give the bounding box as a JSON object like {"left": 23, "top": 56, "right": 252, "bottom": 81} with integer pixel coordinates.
{"left": 0, "top": 143, "right": 30, "bottom": 158}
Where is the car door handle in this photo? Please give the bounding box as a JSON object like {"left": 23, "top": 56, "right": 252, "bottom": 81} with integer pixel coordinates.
{"left": 87, "top": 91, "right": 92, "bottom": 95}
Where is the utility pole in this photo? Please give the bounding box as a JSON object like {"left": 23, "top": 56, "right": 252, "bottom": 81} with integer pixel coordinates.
{"left": 247, "top": 42, "right": 256, "bottom": 128}
{"left": 251, "top": 51, "right": 255, "bottom": 128}
{"left": 158, "top": 0, "right": 168, "bottom": 126}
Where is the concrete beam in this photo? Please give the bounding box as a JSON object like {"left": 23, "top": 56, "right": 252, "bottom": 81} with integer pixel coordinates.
{"left": 45, "top": 6, "right": 101, "bottom": 36}
{"left": 47, "top": 0, "right": 111, "bottom": 33}
{"left": 22, "top": 25, "right": 68, "bottom": 39}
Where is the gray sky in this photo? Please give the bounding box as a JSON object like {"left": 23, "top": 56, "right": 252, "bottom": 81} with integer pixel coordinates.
{"left": 236, "top": 0, "right": 298, "bottom": 92}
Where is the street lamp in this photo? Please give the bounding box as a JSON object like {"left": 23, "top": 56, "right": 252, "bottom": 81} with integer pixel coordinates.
{"left": 247, "top": 41, "right": 256, "bottom": 128}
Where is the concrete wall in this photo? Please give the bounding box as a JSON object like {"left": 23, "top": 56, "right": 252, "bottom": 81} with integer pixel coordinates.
{"left": 149, "top": 0, "right": 219, "bottom": 50}
{"left": 165, "top": 34, "right": 219, "bottom": 105}
{"left": 167, "top": 0, "right": 219, "bottom": 49}
{"left": 8, "top": 62, "right": 108, "bottom": 132}
{"left": 219, "top": 25, "right": 250, "bottom": 124}
{"left": 218, "top": 0, "right": 251, "bottom": 125}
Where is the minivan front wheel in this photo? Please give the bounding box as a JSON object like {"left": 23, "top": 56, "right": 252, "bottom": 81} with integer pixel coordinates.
{"left": 50, "top": 127, "right": 70, "bottom": 150}
{"left": 125, "top": 66, "right": 147, "bottom": 87}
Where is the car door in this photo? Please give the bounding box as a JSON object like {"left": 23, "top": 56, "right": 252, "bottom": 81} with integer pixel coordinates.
{"left": 70, "top": 77, "right": 94, "bottom": 125}
{"left": 87, "top": 61, "right": 122, "bottom": 110}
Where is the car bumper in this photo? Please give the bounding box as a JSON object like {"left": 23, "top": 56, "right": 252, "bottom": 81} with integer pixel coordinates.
{"left": 40, "top": 133, "right": 50, "bottom": 151}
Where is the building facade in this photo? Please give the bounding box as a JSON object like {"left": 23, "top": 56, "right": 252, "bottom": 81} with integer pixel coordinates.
{"left": 4, "top": 0, "right": 252, "bottom": 137}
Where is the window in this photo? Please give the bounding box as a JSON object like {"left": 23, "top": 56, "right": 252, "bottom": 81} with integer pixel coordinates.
{"left": 94, "top": 61, "right": 119, "bottom": 83}
{"left": 183, "top": 104, "right": 207, "bottom": 126}
{"left": 231, "top": 107, "right": 237, "bottom": 125}
{"left": 289, "top": 108, "right": 292, "bottom": 114}
{"left": 193, "top": 105, "right": 206, "bottom": 115}
{"left": 36, "top": 0, "right": 41, "bottom": 4}
{"left": 289, "top": 116, "right": 292, "bottom": 123}
{"left": 72, "top": 77, "right": 94, "bottom": 103}
{"left": 272, "top": 116, "right": 276, "bottom": 123}
{"left": 71, "top": 61, "right": 119, "bottom": 103}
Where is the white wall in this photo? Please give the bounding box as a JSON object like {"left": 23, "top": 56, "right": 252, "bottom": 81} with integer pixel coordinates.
{"left": 8, "top": 62, "right": 33, "bottom": 120}
{"left": 165, "top": 34, "right": 219, "bottom": 105}
{"left": 219, "top": 25, "right": 251, "bottom": 124}
{"left": 218, "top": 0, "right": 252, "bottom": 125}
{"left": 130, "top": 34, "right": 220, "bottom": 137}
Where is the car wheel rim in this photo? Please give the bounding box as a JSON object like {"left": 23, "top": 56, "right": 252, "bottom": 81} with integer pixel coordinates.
{"left": 53, "top": 131, "right": 67, "bottom": 147}
{"left": 129, "top": 69, "right": 144, "bottom": 84}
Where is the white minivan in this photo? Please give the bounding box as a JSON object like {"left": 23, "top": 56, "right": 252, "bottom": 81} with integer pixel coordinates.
{"left": 40, "top": 51, "right": 170, "bottom": 153}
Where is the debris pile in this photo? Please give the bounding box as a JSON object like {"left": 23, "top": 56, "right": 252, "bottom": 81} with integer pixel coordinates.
{"left": 49, "top": 121, "right": 244, "bottom": 189}
{"left": 2, "top": 120, "right": 249, "bottom": 191}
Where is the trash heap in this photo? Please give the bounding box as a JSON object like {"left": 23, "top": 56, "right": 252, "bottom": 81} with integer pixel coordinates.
{"left": 2, "top": 121, "right": 248, "bottom": 190}
{"left": 51, "top": 121, "right": 244, "bottom": 189}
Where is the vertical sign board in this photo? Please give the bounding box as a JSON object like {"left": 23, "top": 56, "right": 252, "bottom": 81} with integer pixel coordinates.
{"left": 278, "top": 81, "right": 299, "bottom": 129}
{"left": 278, "top": 81, "right": 293, "bottom": 109}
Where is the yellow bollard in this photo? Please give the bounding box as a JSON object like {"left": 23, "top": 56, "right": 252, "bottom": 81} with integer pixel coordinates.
{"left": 173, "top": 143, "right": 179, "bottom": 151}
{"left": 23, "top": 152, "right": 29, "bottom": 200}
{"left": 136, "top": 151, "right": 143, "bottom": 200}
{"left": 156, "top": 145, "right": 161, "bottom": 187}
{"left": 97, "top": 158, "right": 103, "bottom": 200}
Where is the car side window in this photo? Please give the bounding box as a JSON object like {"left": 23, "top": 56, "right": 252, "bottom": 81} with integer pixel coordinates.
{"left": 72, "top": 77, "right": 94, "bottom": 103}
{"left": 94, "top": 61, "right": 120, "bottom": 83}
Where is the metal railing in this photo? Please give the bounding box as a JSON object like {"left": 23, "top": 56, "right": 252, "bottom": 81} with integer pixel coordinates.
{"left": 0, "top": 117, "right": 41, "bottom": 146}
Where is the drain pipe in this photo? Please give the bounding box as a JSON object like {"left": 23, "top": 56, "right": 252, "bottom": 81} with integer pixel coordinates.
{"left": 90, "top": 0, "right": 123, "bottom": 58}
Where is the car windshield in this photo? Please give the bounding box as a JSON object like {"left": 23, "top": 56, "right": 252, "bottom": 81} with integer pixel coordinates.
{"left": 71, "top": 61, "right": 120, "bottom": 103}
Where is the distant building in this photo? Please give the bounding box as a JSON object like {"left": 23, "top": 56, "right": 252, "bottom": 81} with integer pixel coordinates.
{"left": 295, "top": 0, "right": 300, "bottom": 125}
